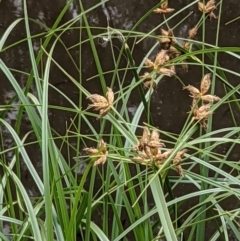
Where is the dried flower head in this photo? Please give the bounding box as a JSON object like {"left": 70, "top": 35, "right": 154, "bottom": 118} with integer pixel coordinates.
{"left": 183, "top": 41, "right": 190, "bottom": 51}
{"left": 148, "top": 130, "right": 165, "bottom": 156}
{"left": 83, "top": 139, "right": 108, "bottom": 166}
{"left": 154, "top": 1, "right": 175, "bottom": 14}
{"left": 183, "top": 74, "right": 220, "bottom": 103}
{"left": 133, "top": 127, "right": 150, "bottom": 152}
{"left": 183, "top": 85, "right": 201, "bottom": 98}
{"left": 133, "top": 127, "right": 167, "bottom": 165}
{"left": 201, "top": 95, "right": 220, "bottom": 103}
{"left": 161, "top": 28, "right": 172, "bottom": 37}
{"left": 140, "top": 72, "right": 151, "bottom": 79}
{"left": 198, "top": 0, "right": 217, "bottom": 20}
{"left": 154, "top": 50, "right": 169, "bottom": 67}
{"left": 193, "top": 104, "right": 212, "bottom": 129}
{"left": 154, "top": 7, "right": 175, "bottom": 14}
{"left": 83, "top": 147, "right": 99, "bottom": 155}
{"left": 200, "top": 73, "right": 211, "bottom": 95}
{"left": 159, "top": 29, "right": 176, "bottom": 46}
{"left": 87, "top": 87, "right": 114, "bottom": 119}
{"left": 145, "top": 59, "right": 155, "bottom": 69}
{"left": 106, "top": 87, "right": 114, "bottom": 106}
{"left": 158, "top": 67, "right": 175, "bottom": 76}
{"left": 144, "top": 51, "right": 175, "bottom": 77}
{"left": 173, "top": 149, "right": 187, "bottom": 176}
{"left": 168, "top": 46, "right": 181, "bottom": 57}
{"left": 173, "top": 149, "right": 187, "bottom": 164}
{"left": 132, "top": 156, "right": 149, "bottom": 165}
{"left": 140, "top": 72, "right": 158, "bottom": 90}
{"left": 188, "top": 26, "right": 198, "bottom": 39}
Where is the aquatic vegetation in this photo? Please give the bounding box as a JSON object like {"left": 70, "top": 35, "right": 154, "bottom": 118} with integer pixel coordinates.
{"left": 0, "top": 1, "right": 239, "bottom": 241}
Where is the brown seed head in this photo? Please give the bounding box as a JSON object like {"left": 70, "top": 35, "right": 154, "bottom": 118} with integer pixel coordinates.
{"left": 154, "top": 50, "right": 169, "bottom": 67}
{"left": 183, "top": 85, "right": 201, "bottom": 99}
{"left": 173, "top": 149, "right": 187, "bottom": 164}
{"left": 198, "top": 1, "right": 217, "bottom": 19}
{"left": 198, "top": 2, "right": 204, "bottom": 12}
{"left": 161, "top": 149, "right": 174, "bottom": 160}
{"left": 168, "top": 46, "right": 181, "bottom": 57}
{"left": 106, "top": 87, "right": 114, "bottom": 105}
{"left": 200, "top": 73, "right": 211, "bottom": 95}
{"left": 83, "top": 139, "right": 108, "bottom": 166}
{"left": 175, "top": 165, "right": 184, "bottom": 176}
{"left": 140, "top": 72, "right": 151, "bottom": 80}
{"left": 169, "top": 65, "right": 176, "bottom": 73}
{"left": 132, "top": 156, "right": 144, "bottom": 164}
{"left": 159, "top": 29, "right": 175, "bottom": 46}
{"left": 98, "top": 108, "right": 110, "bottom": 119}
{"left": 194, "top": 104, "right": 212, "bottom": 120}
{"left": 94, "top": 154, "right": 107, "bottom": 166}
{"left": 98, "top": 139, "right": 107, "bottom": 152}
{"left": 205, "top": 0, "right": 216, "bottom": 12}
{"left": 161, "top": 28, "right": 171, "bottom": 37}
{"left": 161, "top": 1, "right": 168, "bottom": 9}
{"left": 198, "top": 104, "right": 211, "bottom": 113}
{"left": 188, "top": 26, "right": 198, "bottom": 39}
{"left": 87, "top": 94, "right": 109, "bottom": 110}
{"left": 183, "top": 42, "right": 190, "bottom": 51}
{"left": 144, "top": 145, "right": 152, "bottom": 158}
{"left": 87, "top": 88, "right": 114, "bottom": 119}
{"left": 150, "top": 146, "right": 159, "bottom": 156}
{"left": 150, "top": 130, "right": 159, "bottom": 141}
{"left": 137, "top": 127, "right": 150, "bottom": 151}
{"left": 83, "top": 147, "right": 99, "bottom": 155}
{"left": 153, "top": 8, "right": 175, "bottom": 14}
{"left": 145, "top": 58, "right": 155, "bottom": 69}
{"left": 138, "top": 151, "right": 149, "bottom": 159}
{"left": 201, "top": 94, "right": 220, "bottom": 103}
{"left": 158, "top": 67, "right": 175, "bottom": 77}
{"left": 209, "top": 11, "right": 217, "bottom": 20}
{"left": 173, "top": 149, "right": 187, "bottom": 176}
{"left": 199, "top": 119, "right": 208, "bottom": 130}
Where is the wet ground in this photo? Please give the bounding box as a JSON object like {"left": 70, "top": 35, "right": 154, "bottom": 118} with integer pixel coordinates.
{"left": 1, "top": 0, "right": 240, "bottom": 240}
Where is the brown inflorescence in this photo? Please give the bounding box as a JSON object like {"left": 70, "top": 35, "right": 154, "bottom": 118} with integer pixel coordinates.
{"left": 183, "top": 74, "right": 221, "bottom": 129}
{"left": 87, "top": 87, "right": 114, "bottom": 119}
{"left": 83, "top": 139, "right": 108, "bottom": 166}
{"left": 132, "top": 127, "right": 187, "bottom": 175}
{"left": 153, "top": 1, "right": 175, "bottom": 14}
{"left": 198, "top": 0, "right": 217, "bottom": 20}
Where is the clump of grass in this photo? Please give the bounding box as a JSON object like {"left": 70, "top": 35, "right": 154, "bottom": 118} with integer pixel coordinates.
{"left": 0, "top": 0, "right": 240, "bottom": 241}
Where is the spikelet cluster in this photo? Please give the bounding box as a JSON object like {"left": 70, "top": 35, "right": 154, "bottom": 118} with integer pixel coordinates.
{"left": 153, "top": 1, "right": 175, "bottom": 14}
{"left": 87, "top": 87, "right": 114, "bottom": 119}
{"left": 183, "top": 74, "right": 221, "bottom": 129}
{"left": 83, "top": 139, "right": 108, "bottom": 166}
{"left": 132, "top": 127, "right": 187, "bottom": 176}
{"left": 198, "top": 0, "right": 217, "bottom": 20}
{"left": 159, "top": 26, "right": 198, "bottom": 72}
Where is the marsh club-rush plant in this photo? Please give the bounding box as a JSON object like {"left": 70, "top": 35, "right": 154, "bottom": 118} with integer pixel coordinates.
{"left": 1, "top": 1, "right": 240, "bottom": 241}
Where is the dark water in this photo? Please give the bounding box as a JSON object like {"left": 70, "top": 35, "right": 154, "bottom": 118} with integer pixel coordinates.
{"left": 1, "top": 0, "right": 240, "bottom": 240}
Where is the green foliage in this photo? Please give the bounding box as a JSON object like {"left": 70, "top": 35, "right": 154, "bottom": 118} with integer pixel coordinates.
{"left": 0, "top": 0, "right": 240, "bottom": 241}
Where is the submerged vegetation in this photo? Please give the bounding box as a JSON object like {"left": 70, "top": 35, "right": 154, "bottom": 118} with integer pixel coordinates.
{"left": 0, "top": 0, "right": 240, "bottom": 241}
